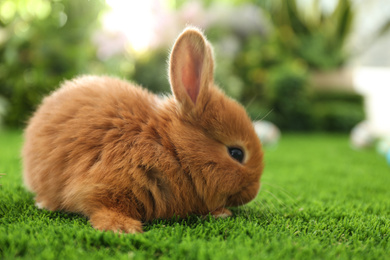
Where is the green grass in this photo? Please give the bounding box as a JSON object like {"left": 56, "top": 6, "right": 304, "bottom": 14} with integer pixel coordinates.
{"left": 1, "top": 129, "right": 389, "bottom": 259}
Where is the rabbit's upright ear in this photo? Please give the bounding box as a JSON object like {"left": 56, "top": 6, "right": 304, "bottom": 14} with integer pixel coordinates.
{"left": 169, "top": 27, "right": 214, "bottom": 111}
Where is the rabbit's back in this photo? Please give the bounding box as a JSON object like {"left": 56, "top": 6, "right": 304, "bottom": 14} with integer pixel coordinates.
{"left": 23, "top": 76, "right": 158, "bottom": 211}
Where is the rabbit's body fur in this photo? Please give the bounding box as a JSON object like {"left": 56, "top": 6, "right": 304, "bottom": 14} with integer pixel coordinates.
{"left": 23, "top": 28, "right": 263, "bottom": 233}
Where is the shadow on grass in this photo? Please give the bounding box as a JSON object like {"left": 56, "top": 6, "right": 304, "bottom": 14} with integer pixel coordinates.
{"left": 1, "top": 186, "right": 88, "bottom": 225}
{"left": 3, "top": 183, "right": 304, "bottom": 235}
{"left": 143, "top": 201, "right": 303, "bottom": 233}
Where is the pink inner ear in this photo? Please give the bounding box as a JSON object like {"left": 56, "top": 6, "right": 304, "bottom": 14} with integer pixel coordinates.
{"left": 181, "top": 52, "right": 202, "bottom": 104}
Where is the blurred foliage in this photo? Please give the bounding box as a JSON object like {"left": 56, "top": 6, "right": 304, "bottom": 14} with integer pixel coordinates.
{"left": 0, "top": 0, "right": 370, "bottom": 132}
{"left": 217, "top": 0, "right": 364, "bottom": 131}
{"left": 265, "top": 63, "right": 313, "bottom": 131}
{"left": 230, "top": 30, "right": 364, "bottom": 131}
{"left": 132, "top": 51, "right": 170, "bottom": 93}
{"left": 264, "top": 0, "right": 354, "bottom": 70}
{"left": 312, "top": 91, "right": 365, "bottom": 132}
{"left": 0, "top": 0, "right": 106, "bottom": 127}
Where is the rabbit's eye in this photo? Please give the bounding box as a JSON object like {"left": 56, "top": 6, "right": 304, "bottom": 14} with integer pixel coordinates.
{"left": 228, "top": 147, "right": 244, "bottom": 163}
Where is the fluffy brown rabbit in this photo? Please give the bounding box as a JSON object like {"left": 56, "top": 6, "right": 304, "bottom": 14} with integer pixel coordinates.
{"left": 22, "top": 27, "right": 263, "bottom": 233}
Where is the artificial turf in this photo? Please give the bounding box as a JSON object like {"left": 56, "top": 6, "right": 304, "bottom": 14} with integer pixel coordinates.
{"left": 0, "top": 129, "right": 389, "bottom": 259}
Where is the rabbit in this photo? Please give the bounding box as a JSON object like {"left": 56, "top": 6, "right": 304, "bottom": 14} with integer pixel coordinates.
{"left": 22, "top": 27, "right": 264, "bottom": 233}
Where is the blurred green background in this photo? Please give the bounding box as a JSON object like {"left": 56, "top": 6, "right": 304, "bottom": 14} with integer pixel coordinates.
{"left": 0, "top": 0, "right": 389, "bottom": 131}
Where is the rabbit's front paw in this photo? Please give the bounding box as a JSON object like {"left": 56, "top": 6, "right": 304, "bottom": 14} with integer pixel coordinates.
{"left": 90, "top": 209, "right": 143, "bottom": 234}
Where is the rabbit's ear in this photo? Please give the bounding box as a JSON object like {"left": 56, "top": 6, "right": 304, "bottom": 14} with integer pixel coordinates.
{"left": 169, "top": 27, "right": 214, "bottom": 111}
